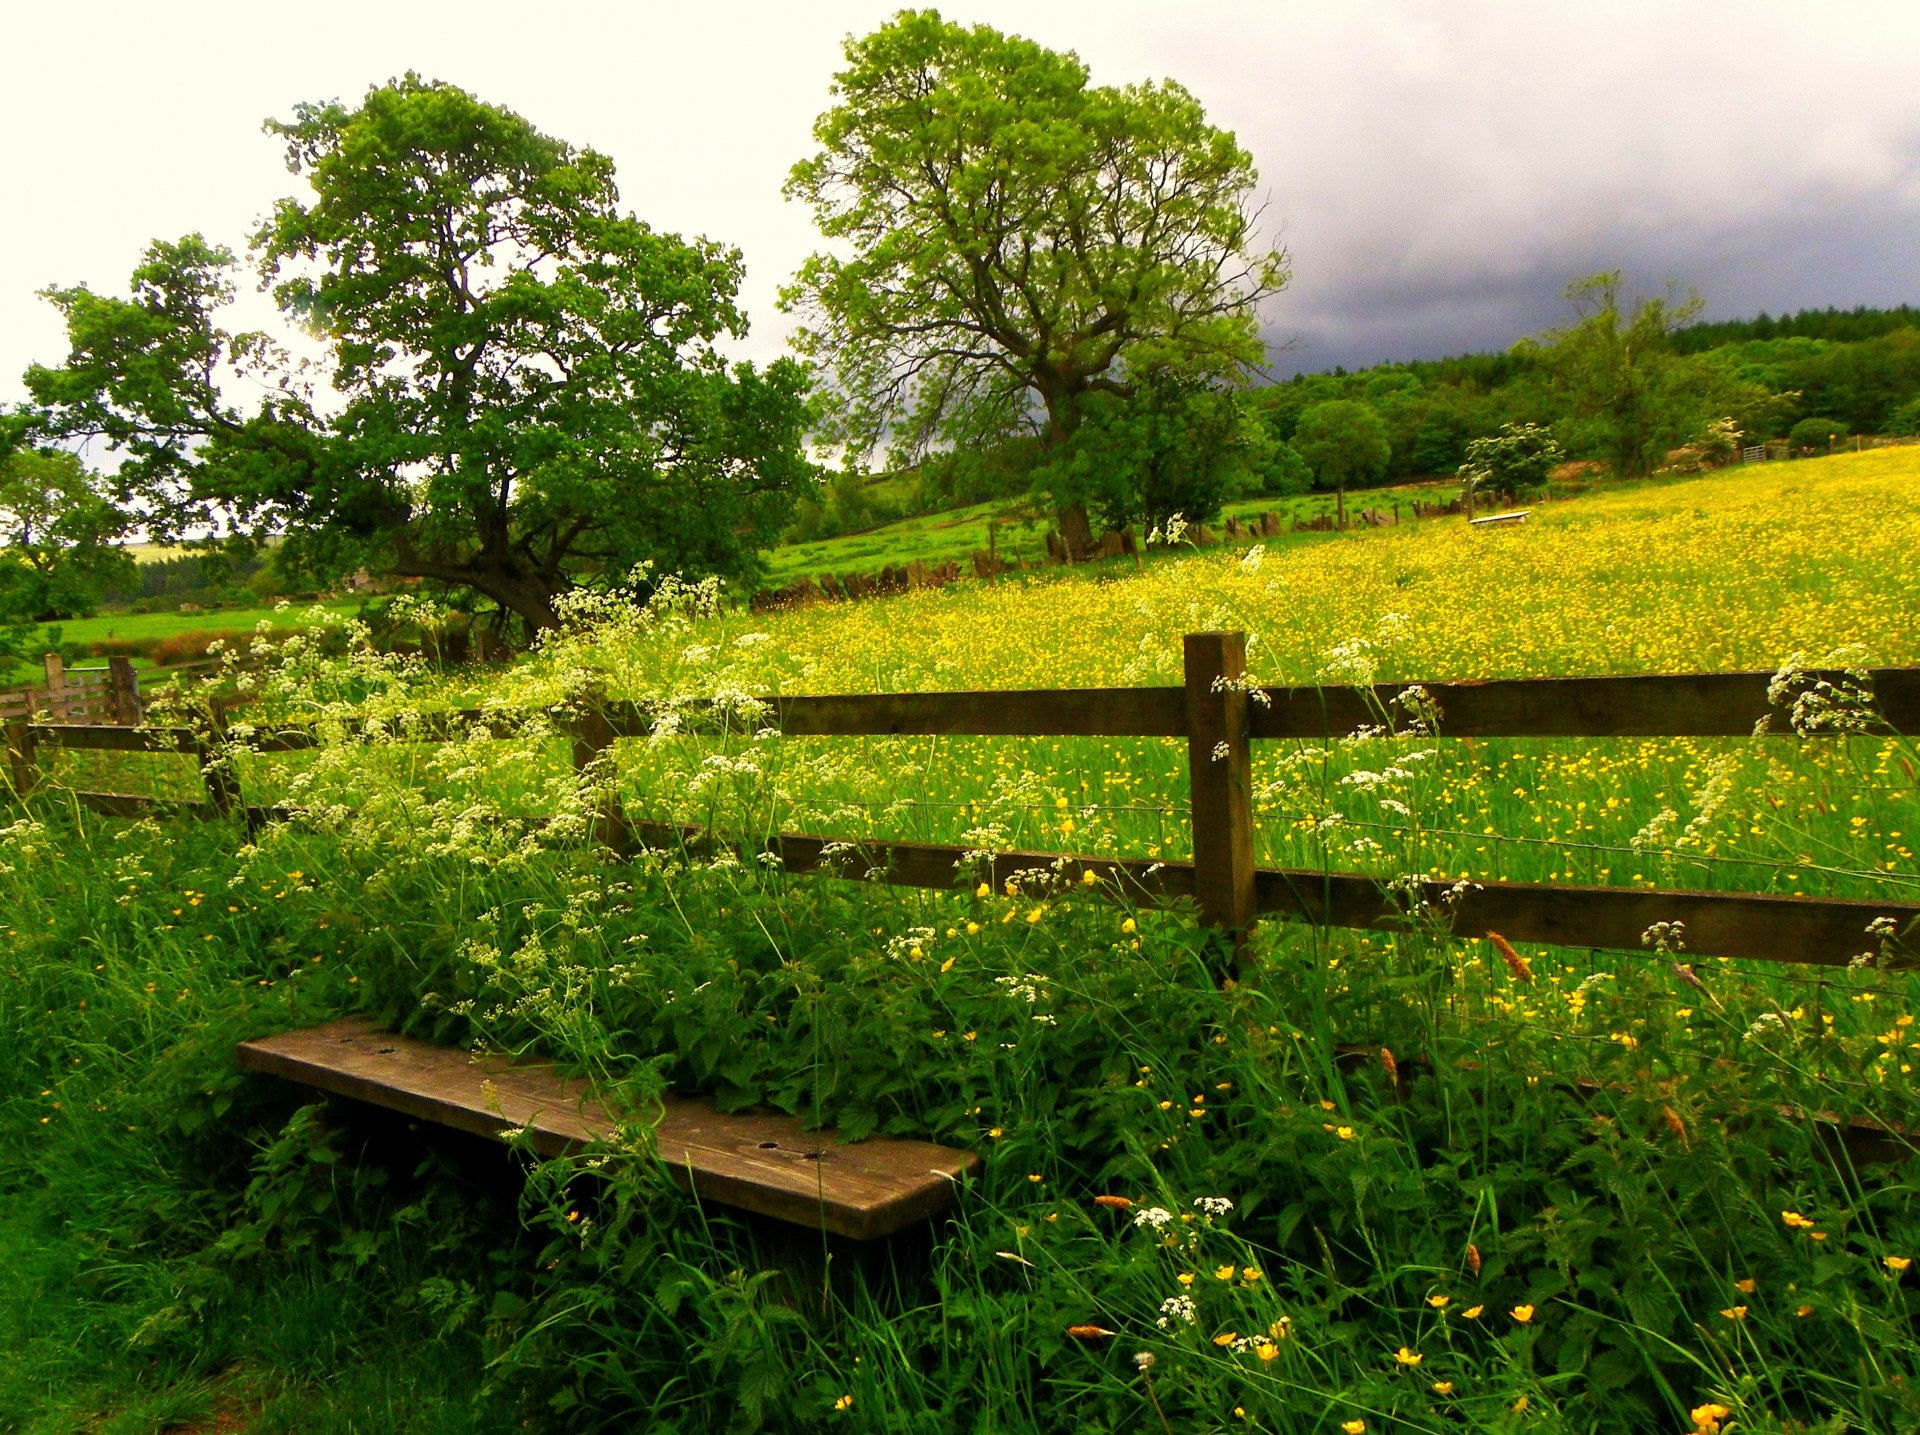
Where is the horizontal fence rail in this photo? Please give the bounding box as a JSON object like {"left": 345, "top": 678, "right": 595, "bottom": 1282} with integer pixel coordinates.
{"left": 1249, "top": 669, "right": 1920, "bottom": 740}
{"left": 8, "top": 637, "right": 1918, "bottom": 973}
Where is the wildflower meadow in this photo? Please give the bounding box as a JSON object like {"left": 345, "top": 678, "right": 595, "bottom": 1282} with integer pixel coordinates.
{"left": 3, "top": 450, "right": 1918, "bottom": 1434}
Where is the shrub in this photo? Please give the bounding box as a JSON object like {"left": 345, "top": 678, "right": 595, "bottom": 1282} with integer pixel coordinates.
{"left": 1788, "top": 416, "right": 1848, "bottom": 452}
{"left": 148, "top": 629, "right": 259, "bottom": 666}
{"left": 1456, "top": 422, "right": 1563, "bottom": 500}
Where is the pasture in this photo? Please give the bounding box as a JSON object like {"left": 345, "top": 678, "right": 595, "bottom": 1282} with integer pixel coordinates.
{"left": 4, "top": 450, "right": 1918, "bottom": 1433}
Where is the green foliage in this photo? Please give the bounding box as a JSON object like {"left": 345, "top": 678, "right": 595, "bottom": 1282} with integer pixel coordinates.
{"left": 1035, "top": 369, "right": 1271, "bottom": 533}
{"left": 1673, "top": 302, "right": 1920, "bottom": 352}
{"left": 781, "top": 8, "right": 1287, "bottom": 480}
{"left": 26, "top": 77, "right": 811, "bottom": 636}
{"left": 0, "top": 447, "right": 133, "bottom": 622}
{"left": 1788, "top": 416, "right": 1850, "bottom": 451}
{"left": 1258, "top": 439, "right": 1313, "bottom": 497}
{"left": 1292, "top": 400, "right": 1391, "bottom": 522}
{"left": 1518, "top": 272, "right": 1730, "bottom": 480}
{"left": 1890, "top": 396, "right": 1920, "bottom": 437}
{"left": 1456, "top": 421, "right": 1562, "bottom": 500}
{"left": 7, "top": 579, "right": 1920, "bottom": 1431}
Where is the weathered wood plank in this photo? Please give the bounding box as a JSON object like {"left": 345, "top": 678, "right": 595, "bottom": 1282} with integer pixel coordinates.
{"left": 1254, "top": 869, "right": 1920, "bottom": 969}
{"left": 1249, "top": 669, "right": 1920, "bottom": 740}
{"left": 237, "top": 708, "right": 523, "bottom": 753}
{"left": 71, "top": 791, "right": 221, "bottom": 821}
{"left": 27, "top": 723, "right": 201, "bottom": 754}
{"left": 237, "top": 1017, "right": 979, "bottom": 1240}
{"left": 4, "top": 722, "right": 36, "bottom": 798}
{"left": 604, "top": 688, "right": 1188, "bottom": 740}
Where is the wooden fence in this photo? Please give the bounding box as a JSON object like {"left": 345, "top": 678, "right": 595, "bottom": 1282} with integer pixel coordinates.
{"left": 6, "top": 632, "right": 1919, "bottom": 972}
{"left": 0, "top": 655, "right": 142, "bottom": 726}
{"left": 0, "top": 653, "right": 246, "bottom": 727}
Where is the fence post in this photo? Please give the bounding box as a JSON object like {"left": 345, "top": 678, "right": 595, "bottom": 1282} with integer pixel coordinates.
{"left": 43, "top": 654, "right": 68, "bottom": 723}
{"left": 1184, "top": 632, "right": 1257, "bottom": 958}
{"left": 107, "top": 656, "right": 141, "bottom": 726}
{"left": 4, "top": 722, "right": 36, "bottom": 798}
{"left": 197, "top": 696, "right": 242, "bottom": 820}
{"left": 568, "top": 688, "right": 631, "bottom": 854}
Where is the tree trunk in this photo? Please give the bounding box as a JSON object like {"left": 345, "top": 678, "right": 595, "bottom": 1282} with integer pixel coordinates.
{"left": 1055, "top": 502, "right": 1095, "bottom": 559}
{"left": 390, "top": 552, "right": 565, "bottom": 636}
{"left": 1336, "top": 485, "right": 1348, "bottom": 530}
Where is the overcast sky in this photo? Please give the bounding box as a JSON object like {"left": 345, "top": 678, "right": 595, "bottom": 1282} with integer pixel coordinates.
{"left": 5, "top": 0, "right": 1919, "bottom": 404}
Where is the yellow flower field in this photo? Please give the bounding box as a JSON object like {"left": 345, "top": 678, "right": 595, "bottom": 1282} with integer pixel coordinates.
{"left": 751, "top": 447, "right": 1920, "bottom": 693}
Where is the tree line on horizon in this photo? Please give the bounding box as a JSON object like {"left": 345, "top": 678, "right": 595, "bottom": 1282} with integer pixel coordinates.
{"left": 2, "top": 8, "right": 1916, "bottom": 645}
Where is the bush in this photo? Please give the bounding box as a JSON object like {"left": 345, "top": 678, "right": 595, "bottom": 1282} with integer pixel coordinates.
{"left": 148, "top": 629, "right": 259, "bottom": 666}
{"left": 1788, "top": 416, "right": 1849, "bottom": 452}
{"left": 1456, "top": 422, "right": 1562, "bottom": 500}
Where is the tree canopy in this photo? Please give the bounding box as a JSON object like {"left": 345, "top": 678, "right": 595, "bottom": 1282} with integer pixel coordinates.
{"left": 1293, "top": 399, "right": 1389, "bottom": 526}
{"left": 1516, "top": 272, "right": 1720, "bottom": 481}
{"left": 782, "top": 9, "right": 1286, "bottom": 549}
{"left": 0, "top": 447, "right": 132, "bottom": 622}
{"left": 27, "top": 76, "right": 812, "bottom": 633}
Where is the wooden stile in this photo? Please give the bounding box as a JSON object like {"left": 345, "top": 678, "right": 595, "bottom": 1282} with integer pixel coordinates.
{"left": 237, "top": 1016, "right": 979, "bottom": 1239}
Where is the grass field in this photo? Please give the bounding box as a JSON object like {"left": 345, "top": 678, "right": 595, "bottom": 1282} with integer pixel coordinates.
{"left": 6, "top": 450, "right": 1920, "bottom": 1433}
{"left": 759, "top": 480, "right": 1451, "bottom": 586}
{"left": 4, "top": 601, "right": 365, "bottom": 684}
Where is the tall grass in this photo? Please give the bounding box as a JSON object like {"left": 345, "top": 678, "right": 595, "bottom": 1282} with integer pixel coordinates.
{"left": 3, "top": 453, "right": 1917, "bottom": 1432}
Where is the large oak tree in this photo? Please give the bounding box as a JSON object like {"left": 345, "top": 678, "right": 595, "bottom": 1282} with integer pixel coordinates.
{"left": 782, "top": 9, "right": 1287, "bottom": 553}
{"left": 27, "top": 76, "right": 811, "bottom": 633}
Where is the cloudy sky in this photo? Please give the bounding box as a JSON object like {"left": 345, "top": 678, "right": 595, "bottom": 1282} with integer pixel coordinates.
{"left": 4, "top": 0, "right": 1918, "bottom": 403}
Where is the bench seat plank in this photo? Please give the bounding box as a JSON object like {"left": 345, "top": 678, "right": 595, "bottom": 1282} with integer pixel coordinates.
{"left": 237, "top": 1016, "right": 979, "bottom": 1240}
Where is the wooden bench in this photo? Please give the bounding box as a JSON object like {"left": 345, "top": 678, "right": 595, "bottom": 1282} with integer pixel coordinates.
{"left": 1468, "top": 508, "right": 1532, "bottom": 528}
{"left": 237, "top": 1017, "right": 979, "bottom": 1239}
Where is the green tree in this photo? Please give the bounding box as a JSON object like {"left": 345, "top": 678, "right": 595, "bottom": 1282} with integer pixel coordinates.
{"left": 782, "top": 9, "right": 1287, "bottom": 556}
{"left": 1518, "top": 272, "right": 1716, "bottom": 481}
{"left": 0, "top": 447, "right": 133, "bottom": 622}
{"left": 27, "top": 77, "right": 811, "bottom": 635}
{"left": 1037, "top": 368, "right": 1270, "bottom": 536}
{"left": 1456, "top": 421, "right": 1562, "bottom": 507}
{"left": 1293, "top": 400, "right": 1390, "bottom": 528}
